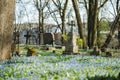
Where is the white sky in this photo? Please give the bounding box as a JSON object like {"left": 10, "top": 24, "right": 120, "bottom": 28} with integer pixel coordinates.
{"left": 15, "top": 0, "right": 119, "bottom": 24}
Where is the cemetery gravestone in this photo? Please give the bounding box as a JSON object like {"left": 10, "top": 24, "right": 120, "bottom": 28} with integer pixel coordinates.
{"left": 43, "top": 33, "right": 54, "bottom": 46}
{"left": 54, "top": 33, "right": 61, "bottom": 45}
{"left": 40, "top": 33, "right": 56, "bottom": 51}
{"left": 24, "top": 31, "right": 31, "bottom": 44}
{"left": 63, "top": 31, "right": 78, "bottom": 54}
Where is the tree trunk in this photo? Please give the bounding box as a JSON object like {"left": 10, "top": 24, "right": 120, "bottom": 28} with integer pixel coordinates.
{"left": 118, "top": 9, "right": 120, "bottom": 48}
{"left": 91, "top": 0, "right": 98, "bottom": 47}
{"left": 97, "top": 18, "right": 100, "bottom": 47}
{"left": 88, "top": 0, "right": 94, "bottom": 48}
{"left": 42, "top": 10, "right": 44, "bottom": 33}
{"left": 116, "top": 1, "right": 120, "bottom": 48}
{"left": 0, "top": 0, "right": 15, "bottom": 61}
{"left": 61, "top": 0, "right": 68, "bottom": 45}
{"left": 102, "top": 12, "right": 120, "bottom": 48}
{"left": 118, "top": 23, "right": 120, "bottom": 48}
{"left": 39, "top": 11, "right": 44, "bottom": 45}
{"left": 26, "top": 31, "right": 29, "bottom": 44}
{"left": 88, "top": 0, "right": 98, "bottom": 48}
{"left": 38, "top": 11, "right": 41, "bottom": 45}
{"left": 72, "top": 0, "right": 86, "bottom": 48}
{"left": 38, "top": 10, "right": 44, "bottom": 45}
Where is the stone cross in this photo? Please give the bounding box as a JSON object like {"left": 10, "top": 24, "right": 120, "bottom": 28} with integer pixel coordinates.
{"left": 24, "top": 31, "right": 31, "bottom": 44}
{"left": 64, "top": 31, "right": 78, "bottom": 54}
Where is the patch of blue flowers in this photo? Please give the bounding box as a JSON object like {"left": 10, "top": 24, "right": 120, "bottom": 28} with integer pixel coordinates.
{"left": 0, "top": 55, "right": 120, "bottom": 80}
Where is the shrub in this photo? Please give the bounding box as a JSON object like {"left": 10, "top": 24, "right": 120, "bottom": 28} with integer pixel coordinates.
{"left": 76, "top": 36, "right": 83, "bottom": 48}
{"left": 62, "top": 34, "right": 68, "bottom": 41}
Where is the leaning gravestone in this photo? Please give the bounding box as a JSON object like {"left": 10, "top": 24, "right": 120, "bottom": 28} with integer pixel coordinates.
{"left": 40, "top": 33, "right": 55, "bottom": 50}
{"left": 63, "top": 31, "right": 78, "bottom": 54}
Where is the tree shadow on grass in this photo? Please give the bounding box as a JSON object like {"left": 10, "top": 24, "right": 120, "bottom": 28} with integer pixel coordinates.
{"left": 87, "top": 74, "right": 120, "bottom": 80}
{"left": 4, "top": 60, "right": 33, "bottom": 64}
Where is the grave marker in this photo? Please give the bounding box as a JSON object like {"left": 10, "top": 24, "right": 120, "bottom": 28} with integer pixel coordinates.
{"left": 24, "top": 31, "right": 31, "bottom": 44}
{"left": 63, "top": 31, "right": 78, "bottom": 54}
{"left": 43, "top": 33, "right": 54, "bottom": 46}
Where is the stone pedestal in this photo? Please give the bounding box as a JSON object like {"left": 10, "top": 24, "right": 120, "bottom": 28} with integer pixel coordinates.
{"left": 63, "top": 31, "right": 78, "bottom": 54}
{"left": 26, "top": 48, "right": 36, "bottom": 57}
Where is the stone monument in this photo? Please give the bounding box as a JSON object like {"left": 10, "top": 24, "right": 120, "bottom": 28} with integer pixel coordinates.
{"left": 63, "top": 21, "right": 78, "bottom": 54}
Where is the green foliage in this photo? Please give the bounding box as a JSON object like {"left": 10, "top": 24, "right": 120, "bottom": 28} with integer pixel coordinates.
{"left": 76, "top": 36, "right": 83, "bottom": 48}
{"left": 99, "top": 20, "right": 109, "bottom": 31}
{"left": 62, "top": 34, "right": 68, "bottom": 41}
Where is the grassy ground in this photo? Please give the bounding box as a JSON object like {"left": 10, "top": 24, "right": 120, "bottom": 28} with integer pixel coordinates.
{"left": 0, "top": 44, "right": 120, "bottom": 80}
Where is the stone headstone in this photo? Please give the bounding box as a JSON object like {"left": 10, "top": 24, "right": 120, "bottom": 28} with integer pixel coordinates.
{"left": 43, "top": 33, "right": 54, "bottom": 45}
{"left": 63, "top": 31, "right": 78, "bottom": 54}
{"left": 54, "top": 33, "right": 61, "bottom": 45}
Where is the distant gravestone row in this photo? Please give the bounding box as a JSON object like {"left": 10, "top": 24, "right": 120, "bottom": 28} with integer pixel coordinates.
{"left": 12, "top": 27, "right": 62, "bottom": 45}
{"left": 23, "top": 32, "right": 62, "bottom": 45}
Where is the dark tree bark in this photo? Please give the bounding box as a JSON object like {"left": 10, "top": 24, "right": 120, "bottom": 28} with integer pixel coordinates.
{"left": 116, "top": 0, "right": 120, "bottom": 48}
{"left": 88, "top": 0, "right": 93, "bottom": 48}
{"left": 87, "top": 0, "right": 108, "bottom": 48}
{"left": 88, "top": 0, "right": 98, "bottom": 48}
{"left": 118, "top": 23, "right": 120, "bottom": 48}
{"left": 97, "top": 18, "right": 101, "bottom": 47}
{"left": 61, "top": 0, "right": 68, "bottom": 45}
{"left": 91, "top": 0, "right": 98, "bottom": 48}
{"left": 33, "top": 0, "right": 49, "bottom": 45}
{"left": 52, "top": 0, "right": 68, "bottom": 45}
{"left": 61, "top": 0, "right": 68, "bottom": 35}
{"left": 0, "top": 0, "right": 15, "bottom": 61}
{"left": 72, "top": 0, "right": 87, "bottom": 48}
{"left": 102, "top": 11, "right": 120, "bottom": 49}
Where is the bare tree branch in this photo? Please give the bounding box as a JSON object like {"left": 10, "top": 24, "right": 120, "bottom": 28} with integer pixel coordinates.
{"left": 109, "top": 0, "right": 117, "bottom": 16}
{"left": 116, "top": 0, "right": 119, "bottom": 14}
{"left": 52, "top": 0, "right": 59, "bottom": 7}
{"left": 84, "top": 0, "right": 88, "bottom": 14}
{"left": 98, "top": 0, "right": 108, "bottom": 10}
{"left": 46, "top": 3, "right": 62, "bottom": 31}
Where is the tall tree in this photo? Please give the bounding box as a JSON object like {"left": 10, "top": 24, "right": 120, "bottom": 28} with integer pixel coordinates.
{"left": 72, "top": 0, "right": 87, "bottom": 48}
{"left": 0, "top": 0, "right": 15, "bottom": 61}
{"left": 52, "top": 0, "right": 68, "bottom": 45}
{"left": 101, "top": 0, "right": 120, "bottom": 49}
{"left": 16, "top": 0, "right": 32, "bottom": 45}
{"left": 116, "top": 0, "right": 120, "bottom": 48}
{"left": 87, "top": 0, "right": 108, "bottom": 48}
{"left": 87, "top": 0, "right": 98, "bottom": 48}
{"left": 33, "top": 0, "right": 49, "bottom": 45}
{"left": 102, "top": 10, "right": 120, "bottom": 49}
{"left": 47, "top": 3, "right": 62, "bottom": 33}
